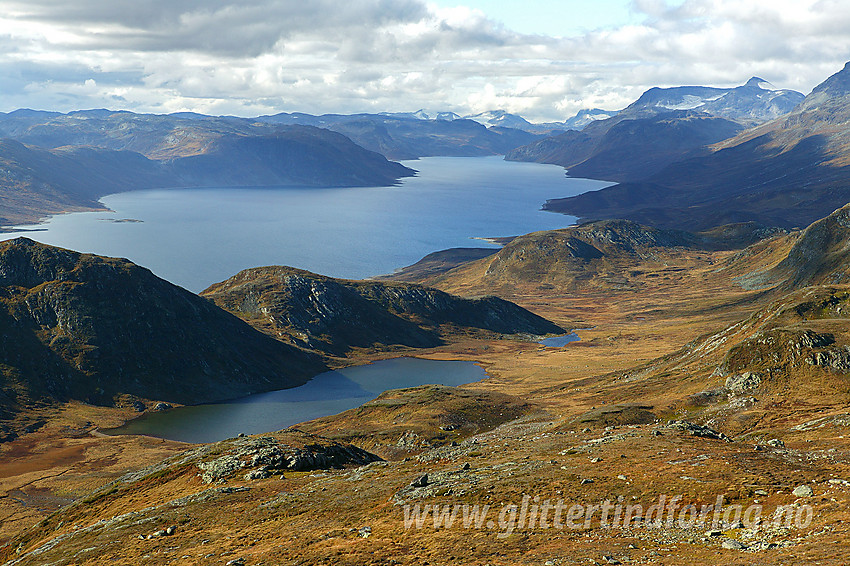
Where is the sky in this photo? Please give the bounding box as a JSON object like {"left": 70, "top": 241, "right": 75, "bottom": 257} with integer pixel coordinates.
{"left": 1, "top": 0, "right": 849, "bottom": 122}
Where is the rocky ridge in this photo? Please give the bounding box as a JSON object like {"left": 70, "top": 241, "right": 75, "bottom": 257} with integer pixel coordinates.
{"left": 201, "top": 266, "right": 564, "bottom": 356}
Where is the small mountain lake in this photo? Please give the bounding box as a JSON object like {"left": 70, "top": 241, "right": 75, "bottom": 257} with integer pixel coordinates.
{"left": 104, "top": 357, "right": 488, "bottom": 443}
{"left": 538, "top": 332, "right": 582, "bottom": 347}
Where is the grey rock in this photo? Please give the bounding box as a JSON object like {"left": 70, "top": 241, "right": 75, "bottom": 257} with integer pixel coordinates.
{"left": 226, "top": 559, "right": 246, "bottom": 566}
{"left": 358, "top": 526, "right": 372, "bottom": 538}
{"left": 165, "top": 525, "right": 177, "bottom": 535}
{"left": 725, "top": 371, "right": 761, "bottom": 395}
{"left": 411, "top": 474, "right": 429, "bottom": 488}
{"left": 766, "top": 438, "right": 785, "bottom": 449}
{"left": 792, "top": 484, "right": 814, "bottom": 497}
{"left": 721, "top": 539, "right": 747, "bottom": 550}
{"left": 580, "top": 478, "right": 594, "bottom": 485}
{"left": 244, "top": 468, "right": 271, "bottom": 480}
{"left": 153, "top": 402, "right": 172, "bottom": 411}
{"left": 667, "top": 420, "right": 729, "bottom": 442}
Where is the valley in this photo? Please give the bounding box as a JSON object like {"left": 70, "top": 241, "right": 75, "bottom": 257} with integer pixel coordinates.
{"left": 3, "top": 60, "right": 850, "bottom": 566}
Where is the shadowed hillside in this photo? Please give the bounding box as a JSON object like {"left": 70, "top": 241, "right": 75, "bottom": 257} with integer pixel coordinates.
{"left": 0, "top": 238, "right": 326, "bottom": 436}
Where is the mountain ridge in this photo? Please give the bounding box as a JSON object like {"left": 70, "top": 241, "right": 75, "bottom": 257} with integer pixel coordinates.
{"left": 201, "top": 265, "right": 564, "bottom": 356}
{"left": 543, "top": 61, "right": 850, "bottom": 230}
{"left": 0, "top": 238, "right": 326, "bottom": 435}
{"left": 505, "top": 76, "right": 803, "bottom": 182}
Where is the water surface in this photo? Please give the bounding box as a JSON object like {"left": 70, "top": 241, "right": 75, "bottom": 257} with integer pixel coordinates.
{"left": 105, "top": 357, "right": 487, "bottom": 443}
{"left": 539, "top": 333, "right": 582, "bottom": 347}
{"left": 1, "top": 157, "right": 610, "bottom": 291}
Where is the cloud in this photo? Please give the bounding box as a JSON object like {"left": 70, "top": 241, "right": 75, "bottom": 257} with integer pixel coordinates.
{"left": 1, "top": 0, "right": 849, "bottom": 121}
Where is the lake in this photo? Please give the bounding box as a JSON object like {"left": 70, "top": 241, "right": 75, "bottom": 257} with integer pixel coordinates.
{"left": 1, "top": 156, "right": 610, "bottom": 292}
{"left": 104, "top": 357, "right": 488, "bottom": 443}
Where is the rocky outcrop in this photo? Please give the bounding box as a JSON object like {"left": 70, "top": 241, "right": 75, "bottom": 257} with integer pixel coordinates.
{"left": 195, "top": 434, "right": 381, "bottom": 483}
{"left": 201, "top": 266, "right": 563, "bottom": 355}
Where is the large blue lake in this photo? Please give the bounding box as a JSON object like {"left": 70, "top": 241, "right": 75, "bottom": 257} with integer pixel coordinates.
{"left": 1, "top": 156, "right": 609, "bottom": 292}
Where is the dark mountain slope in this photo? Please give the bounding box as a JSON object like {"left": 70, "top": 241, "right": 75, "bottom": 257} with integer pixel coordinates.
{"left": 0, "top": 126, "right": 414, "bottom": 226}
{"left": 0, "top": 140, "right": 172, "bottom": 225}
{"left": 0, "top": 239, "right": 325, "bottom": 428}
{"left": 544, "top": 62, "right": 850, "bottom": 231}
{"left": 506, "top": 77, "right": 801, "bottom": 182}
{"left": 507, "top": 110, "right": 743, "bottom": 182}
{"left": 201, "top": 266, "right": 564, "bottom": 356}
{"left": 167, "top": 128, "right": 414, "bottom": 187}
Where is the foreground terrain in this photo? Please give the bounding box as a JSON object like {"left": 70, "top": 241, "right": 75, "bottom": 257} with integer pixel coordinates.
{"left": 3, "top": 209, "right": 850, "bottom": 564}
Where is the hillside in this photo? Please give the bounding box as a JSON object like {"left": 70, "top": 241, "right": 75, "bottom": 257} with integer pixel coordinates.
{"left": 507, "top": 111, "right": 744, "bottom": 181}
{"left": 506, "top": 77, "right": 802, "bottom": 182}
{"left": 255, "top": 113, "right": 540, "bottom": 160}
{"left": 403, "top": 219, "right": 782, "bottom": 296}
{"left": 0, "top": 126, "right": 414, "bottom": 226}
{"left": 0, "top": 140, "right": 171, "bottom": 226}
{"left": 0, "top": 238, "right": 325, "bottom": 435}
{"left": 200, "top": 266, "right": 564, "bottom": 356}
{"left": 167, "top": 129, "right": 414, "bottom": 188}
{"left": 544, "top": 62, "right": 850, "bottom": 230}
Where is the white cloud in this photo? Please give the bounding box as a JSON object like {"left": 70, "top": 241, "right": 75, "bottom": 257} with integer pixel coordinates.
{"left": 0, "top": 0, "right": 849, "bottom": 121}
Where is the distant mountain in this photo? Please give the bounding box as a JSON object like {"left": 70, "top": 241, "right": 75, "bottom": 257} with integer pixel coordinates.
{"left": 508, "top": 111, "right": 743, "bottom": 181}
{"left": 167, "top": 129, "right": 414, "bottom": 188}
{"left": 201, "top": 266, "right": 564, "bottom": 356}
{"left": 623, "top": 77, "right": 803, "bottom": 125}
{"left": 506, "top": 77, "right": 803, "bottom": 182}
{"left": 562, "top": 108, "right": 619, "bottom": 131}
{"left": 463, "top": 109, "right": 613, "bottom": 134}
{"left": 543, "top": 62, "right": 850, "bottom": 231}
{"left": 379, "top": 109, "right": 461, "bottom": 121}
{"left": 0, "top": 239, "right": 326, "bottom": 432}
{"left": 463, "top": 110, "right": 536, "bottom": 130}
{"left": 0, "top": 126, "right": 415, "bottom": 226}
{"left": 256, "top": 112, "right": 540, "bottom": 160}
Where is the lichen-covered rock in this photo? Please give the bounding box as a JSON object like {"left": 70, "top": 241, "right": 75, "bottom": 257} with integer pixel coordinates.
{"left": 725, "top": 371, "right": 762, "bottom": 394}
{"left": 667, "top": 420, "right": 730, "bottom": 442}
{"left": 196, "top": 433, "right": 381, "bottom": 483}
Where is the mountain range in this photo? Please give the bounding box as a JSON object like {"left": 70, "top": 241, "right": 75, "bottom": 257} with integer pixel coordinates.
{"left": 542, "top": 62, "right": 850, "bottom": 230}
{"left": 506, "top": 77, "right": 804, "bottom": 182}
{"left": 0, "top": 238, "right": 326, "bottom": 430}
